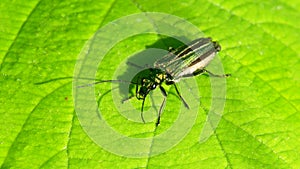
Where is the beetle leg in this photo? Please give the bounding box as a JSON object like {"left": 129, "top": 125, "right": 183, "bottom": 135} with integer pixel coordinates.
{"left": 192, "top": 69, "right": 205, "bottom": 76}
{"left": 156, "top": 86, "right": 167, "bottom": 126}
{"left": 203, "top": 69, "right": 231, "bottom": 78}
{"left": 173, "top": 84, "right": 190, "bottom": 109}
{"left": 181, "top": 68, "right": 230, "bottom": 78}
{"left": 136, "top": 77, "right": 146, "bottom": 100}
{"left": 180, "top": 69, "right": 205, "bottom": 78}
{"left": 141, "top": 98, "right": 146, "bottom": 123}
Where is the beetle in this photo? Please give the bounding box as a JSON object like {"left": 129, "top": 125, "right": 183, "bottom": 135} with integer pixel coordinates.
{"left": 80, "top": 37, "right": 230, "bottom": 126}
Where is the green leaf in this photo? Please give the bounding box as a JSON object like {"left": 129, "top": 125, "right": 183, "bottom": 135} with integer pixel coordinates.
{"left": 1, "top": 0, "right": 299, "bottom": 168}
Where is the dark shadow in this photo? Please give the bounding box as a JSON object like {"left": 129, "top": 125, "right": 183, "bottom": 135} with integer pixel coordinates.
{"left": 116, "top": 36, "right": 190, "bottom": 98}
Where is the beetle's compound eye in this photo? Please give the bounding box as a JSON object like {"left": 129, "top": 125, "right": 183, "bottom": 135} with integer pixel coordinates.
{"left": 151, "top": 84, "right": 156, "bottom": 89}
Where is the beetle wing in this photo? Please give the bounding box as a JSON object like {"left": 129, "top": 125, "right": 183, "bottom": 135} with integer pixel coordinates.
{"left": 154, "top": 37, "right": 220, "bottom": 81}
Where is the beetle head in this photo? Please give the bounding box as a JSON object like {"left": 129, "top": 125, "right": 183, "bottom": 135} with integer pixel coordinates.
{"left": 136, "top": 78, "right": 157, "bottom": 100}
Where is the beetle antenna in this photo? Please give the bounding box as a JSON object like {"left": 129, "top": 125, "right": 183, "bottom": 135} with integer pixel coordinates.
{"left": 77, "top": 79, "right": 137, "bottom": 88}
